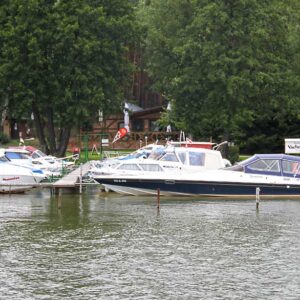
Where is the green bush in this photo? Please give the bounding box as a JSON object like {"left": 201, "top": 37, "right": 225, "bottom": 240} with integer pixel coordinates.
{"left": 0, "top": 132, "right": 10, "bottom": 144}
{"left": 228, "top": 145, "right": 240, "bottom": 164}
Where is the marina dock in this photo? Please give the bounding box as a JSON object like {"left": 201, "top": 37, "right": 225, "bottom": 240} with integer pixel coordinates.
{"left": 52, "top": 162, "right": 91, "bottom": 193}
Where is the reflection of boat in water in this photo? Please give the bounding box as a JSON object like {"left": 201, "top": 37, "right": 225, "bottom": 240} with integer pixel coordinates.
{"left": 0, "top": 150, "right": 45, "bottom": 193}
{"left": 94, "top": 154, "right": 300, "bottom": 198}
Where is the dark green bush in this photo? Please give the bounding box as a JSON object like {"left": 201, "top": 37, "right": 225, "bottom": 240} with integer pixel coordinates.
{"left": 0, "top": 132, "right": 10, "bottom": 144}
{"left": 228, "top": 145, "right": 240, "bottom": 164}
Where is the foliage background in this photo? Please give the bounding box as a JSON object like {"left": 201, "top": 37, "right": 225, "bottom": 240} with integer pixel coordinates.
{"left": 1, "top": 0, "right": 300, "bottom": 155}
{"left": 138, "top": 0, "right": 300, "bottom": 153}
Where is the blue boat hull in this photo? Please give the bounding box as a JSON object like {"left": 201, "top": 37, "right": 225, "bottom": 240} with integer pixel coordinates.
{"left": 95, "top": 178, "right": 300, "bottom": 197}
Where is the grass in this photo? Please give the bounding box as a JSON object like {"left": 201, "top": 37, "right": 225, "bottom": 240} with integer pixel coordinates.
{"left": 239, "top": 155, "right": 251, "bottom": 161}
{"left": 67, "top": 149, "right": 133, "bottom": 164}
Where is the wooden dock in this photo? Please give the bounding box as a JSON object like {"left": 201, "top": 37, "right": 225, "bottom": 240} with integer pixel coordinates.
{"left": 53, "top": 162, "right": 91, "bottom": 192}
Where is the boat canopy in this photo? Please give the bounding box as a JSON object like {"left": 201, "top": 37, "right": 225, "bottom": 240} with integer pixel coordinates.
{"left": 230, "top": 154, "right": 300, "bottom": 177}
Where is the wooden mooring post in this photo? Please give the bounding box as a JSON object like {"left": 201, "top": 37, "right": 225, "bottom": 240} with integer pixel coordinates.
{"left": 157, "top": 188, "right": 160, "bottom": 210}
{"left": 79, "top": 163, "right": 83, "bottom": 194}
{"left": 256, "top": 187, "right": 260, "bottom": 210}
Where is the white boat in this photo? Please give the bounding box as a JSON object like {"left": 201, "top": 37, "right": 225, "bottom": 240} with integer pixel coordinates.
{"left": 0, "top": 150, "right": 45, "bottom": 193}
{"left": 4, "top": 148, "right": 65, "bottom": 177}
{"left": 28, "top": 147, "right": 75, "bottom": 170}
{"left": 92, "top": 145, "right": 228, "bottom": 185}
{"left": 94, "top": 154, "right": 300, "bottom": 198}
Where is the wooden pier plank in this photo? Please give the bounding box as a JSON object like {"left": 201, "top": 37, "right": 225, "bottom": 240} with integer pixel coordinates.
{"left": 53, "top": 162, "right": 91, "bottom": 188}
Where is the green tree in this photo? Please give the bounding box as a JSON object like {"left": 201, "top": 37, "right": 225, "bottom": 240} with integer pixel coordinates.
{"left": 0, "top": 0, "right": 137, "bottom": 155}
{"left": 140, "top": 0, "right": 300, "bottom": 151}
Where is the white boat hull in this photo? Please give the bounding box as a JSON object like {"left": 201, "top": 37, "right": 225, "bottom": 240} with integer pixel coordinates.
{"left": 0, "top": 165, "right": 44, "bottom": 193}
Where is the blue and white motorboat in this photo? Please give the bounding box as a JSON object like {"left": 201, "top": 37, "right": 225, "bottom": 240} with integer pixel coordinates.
{"left": 94, "top": 154, "right": 300, "bottom": 198}
{"left": 3, "top": 148, "right": 61, "bottom": 177}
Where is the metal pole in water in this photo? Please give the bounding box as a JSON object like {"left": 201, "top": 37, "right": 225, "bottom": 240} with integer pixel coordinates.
{"left": 157, "top": 188, "right": 160, "bottom": 210}
{"left": 79, "top": 163, "right": 83, "bottom": 194}
{"left": 57, "top": 195, "right": 62, "bottom": 209}
{"left": 256, "top": 187, "right": 260, "bottom": 210}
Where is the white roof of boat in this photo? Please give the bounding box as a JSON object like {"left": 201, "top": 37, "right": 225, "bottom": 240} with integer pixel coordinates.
{"left": 166, "top": 146, "right": 221, "bottom": 154}
{"left": 4, "top": 148, "right": 30, "bottom": 154}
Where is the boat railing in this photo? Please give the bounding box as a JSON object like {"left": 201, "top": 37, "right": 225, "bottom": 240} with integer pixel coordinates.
{"left": 102, "top": 150, "right": 131, "bottom": 159}
{"left": 213, "top": 141, "right": 228, "bottom": 151}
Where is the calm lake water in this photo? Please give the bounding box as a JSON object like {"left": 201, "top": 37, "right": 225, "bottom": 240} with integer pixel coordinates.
{"left": 0, "top": 187, "right": 299, "bottom": 300}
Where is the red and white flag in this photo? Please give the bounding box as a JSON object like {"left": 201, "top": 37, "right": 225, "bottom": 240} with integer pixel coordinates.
{"left": 112, "top": 127, "right": 128, "bottom": 143}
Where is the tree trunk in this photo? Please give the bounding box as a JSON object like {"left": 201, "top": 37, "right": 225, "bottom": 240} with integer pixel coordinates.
{"left": 57, "top": 126, "right": 71, "bottom": 157}
{"left": 32, "top": 102, "right": 49, "bottom": 154}
{"left": 45, "top": 106, "right": 57, "bottom": 154}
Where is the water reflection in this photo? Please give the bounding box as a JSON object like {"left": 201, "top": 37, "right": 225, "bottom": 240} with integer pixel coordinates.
{"left": 0, "top": 188, "right": 299, "bottom": 299}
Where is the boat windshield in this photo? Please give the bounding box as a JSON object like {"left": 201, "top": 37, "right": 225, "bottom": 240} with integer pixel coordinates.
{"left": 5, "top": 152, "right": 30, "bottom": 160}
{"left": 148, "top": 148, "right": 166, "bottom": 160}
{"left": 178, "top": 152, "right": 187, "bottom": 164}
{"left": 32, "top": 150, "right": 47, "bottom": 159}
{"left": 282, "top": 160, "right": 300, "bottom": 176}
{"left": 246, "top": 159, "right": 280, "bottom": 173}
{"left": 160, "top": 152, "right": 179, "bottom": 162}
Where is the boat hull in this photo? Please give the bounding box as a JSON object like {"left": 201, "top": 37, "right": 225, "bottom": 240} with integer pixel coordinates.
{"left": 95, "top": 177, "right": 300, "bottom": 198}
{"left": 0, "top": 174, "right": 43, "bottom": 193}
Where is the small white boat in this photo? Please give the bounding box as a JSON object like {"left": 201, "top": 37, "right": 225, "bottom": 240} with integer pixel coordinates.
{"left": 28, "top": 147, "right": 75, "bottom": 170}
{"left": 0, "top": 150, "right": 45, "bottom": 193}
{"left": 4, "top": 147, "right": 69, "bottom": 177}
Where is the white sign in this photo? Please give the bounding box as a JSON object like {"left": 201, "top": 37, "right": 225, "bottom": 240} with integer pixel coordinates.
{"left": 285, "top": 138, "right": 300, "bottom": 153}
{"left": 101, "top": 138, "right": 109, "bottom": 146}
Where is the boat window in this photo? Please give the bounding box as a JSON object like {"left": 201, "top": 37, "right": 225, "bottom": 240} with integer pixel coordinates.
{"left": 117, "top": 164, "right": 141, "bottom": 171}
{"left": 32, "top": 150, "right": 46, "bottom": 159}
{"left": 177, "top": 152, "right": 186, "bottom": 164}
{"left": 5, "top": 152, "right": 30, "bottom": 160}
{"left": 282, "top": 160, "right": 300, "bottom": 176}
{"left": 148, "top": 149, "right": 165, "bottom": 160}
{"left": 160, "top": 153, "right": 179, "bottom": 162}
{"left": 247, "top": 159, "right": 280, "bottom": 173}
{"left": 140, "top": 164, "right": 164, "bottom": 172}
{"left": 189, "top": 152, "right": 205, "bottom": 166}
{"left": 31, "top": 152, "right": 39, "bottom": 159}
{"left": 134, "top": 151, "right": 149, "bottom": 159}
